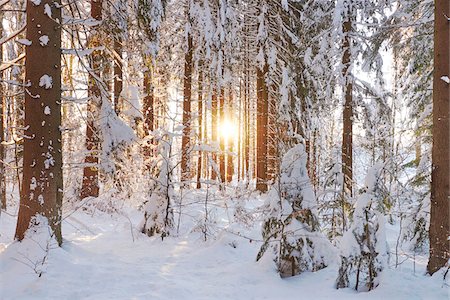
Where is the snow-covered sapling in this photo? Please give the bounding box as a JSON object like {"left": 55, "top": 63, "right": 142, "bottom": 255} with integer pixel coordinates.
{"left": 140, "top": 132, "right": 174, "bottom": 239}
{"left": 336, "top": 163, "right": 388, "bottom": 291}
{"left": 257, "top": 144, "right": 332, "bottom": 278}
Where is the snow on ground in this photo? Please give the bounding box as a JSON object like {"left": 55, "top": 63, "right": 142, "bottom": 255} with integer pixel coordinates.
{"left": 0, "top": 191, "right": 448, "bottom": 300}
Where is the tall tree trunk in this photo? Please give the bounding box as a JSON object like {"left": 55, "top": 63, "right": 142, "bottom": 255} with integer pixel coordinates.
{"left": 341, "top": 6, "right": 353, "bottom": 200}
{"left": 311, "top": 129, "right": 318, "bottom": 192}
{"left": 15, "top": 0, "right": 63, "bottom": 244}
{"left": 0, "top": 14, "right": 6, "bottom": 210}
{"left": 237, "top": 78, "right": 242, "bottom": 182}
{"left": 256, "top": 63, "right": 268, "bottom": 192}
{"left": 243, "top": 20, "right": 250, "bottom": 184}
{"left": 428, "top": 0, "right": 449, "bottom": 275}
{"left": 226, "top": 86, "right": 233, "bottom": 183}
{"left": 80, "top": 0, "right": 102, "bottom": 199}
{"left": 142, "top": 56, "right": 154, "bottom": 168}
{"left": 196, "top": 61, "right": 203, "bottom": 189}
{"left": 244, "top": 62, "right": 250, "bottom": 183}
{"left": 181, "top": 29, "right": 193, "bottom": 182}
{"left": 113, "top": 39, "right": 123, "bottom": 114}
{"left": 219, "top": 87, "right": 225, "bottom": 183}
{"left": 211, "top": 91, "right": 218, "bottom": 180}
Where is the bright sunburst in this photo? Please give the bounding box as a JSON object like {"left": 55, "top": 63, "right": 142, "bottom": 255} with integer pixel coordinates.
{"left": 219, "top": 119, "right": 238, "bottom": 141}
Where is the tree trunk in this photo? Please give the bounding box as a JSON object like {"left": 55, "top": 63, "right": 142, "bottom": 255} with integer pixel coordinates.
{"left": 15, "top": 0, "right": 63, "bottom": 244}
{"left": 0, "top": 14, "right": 6, "bottom": 210}
{"left": 219, "top": 87, "right": 225, "bottom": 183}
{"left": 181, "top": 27, "right": 193, "bottom": 183}
{"left": 226, "top": 86, "right": 233, "bottom": 183}
{"left": 211, "top": 90, "right": 218, "bottom": 180}
{"left": 237, "top": 78, "right": 242, "bottom": 182}
{"left": 245, "top": 63, "right": 250, "bottom": 183}
{"left": 196, "top": 61, "right": 203, "bottom": 189}
{"left": 428, "top": 0, "right": 449, "bottom": 275}
{"left": 341, "top": 7, "right": 353, "bottom": 200}
{"left": 81, "top": 0, "right": 102, "bottom": 199}
{"left": 256, "top": 63, "right": 268, "bottom": 192}
{"left": 142, "top": 56, "right": 154, "bottom": 167}
{"left": 113, "top": 39, "right": 123, "bottom": 114}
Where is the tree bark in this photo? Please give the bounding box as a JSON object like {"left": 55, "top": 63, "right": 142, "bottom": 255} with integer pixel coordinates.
{"left": 0, "top": 14, "right": 6, "bottom": 210}
{"left": 219, "top": 87, "right": 225, "bottom": 183}
{"left": 80, "top": 0, "right": 102, "bottom": 199}
{"left": 256, "top": 63, "right": 268, "bottom": 192}
{"left": 142, "top": 57, "right": 154, "bottom": 171}
{"left": 428, "top": 0, "right": 449, "bottom": 275}
{"left": 15, "top": 0, "right": 63, "bottom": 245}
{"left": 196, "top": 61, "right": 203, "bottom": 189}
{"left": 211, "top": 90, "right": 218, "bottom": 180}
{"left": 113, "top": 39, "right": 123, "bottom": 114}
{"left": 226, "top": 86, "right": 233, "bottom": 183}
{"left": 181, "top": 28, "right": 193, "bottom": 182}
{"left": 342, "top": 5, "right": 353, "bottom": 200}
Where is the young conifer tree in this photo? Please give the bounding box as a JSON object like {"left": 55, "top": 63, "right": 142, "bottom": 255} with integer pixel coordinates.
{"left": 257, "top": 144, "right": 331, "bottom": 278}
{"left": 336, "top": 164, "right": 388, "bottom": 291}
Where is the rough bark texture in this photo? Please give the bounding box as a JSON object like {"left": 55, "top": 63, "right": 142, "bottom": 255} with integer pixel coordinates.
{"left": 244, "top": 23, "right": 250, "bottom": 184}
{"left": 142, "top": 58, "right": 154, "bottom": 169}
{"left": 0, "top": 14, "right": 6, "bottom": 210}
{"left": 181, "top": 31, "right": 193, "bottom": 182}
{"left": 15, "top": 0, "right": 63, "bottom": 245}
{"left": 196, "top": 62, "right": 203, "bottom": 189}
{"left": 143, "top": 59, "right": 154, "bottom": 131}
{"left": 80, "top": 0, "right": 102, "bottom": 199}
{"left": 256, "top": 63, "right": 268, "bottom": 192}
{"left": 428, "top": 0, "right": 449, "bottom": 275}
{"left": 219, "top": 87, "right": 225, "bottom": 183}
{"left": 211, "top": 90, "right": 218, "bottom": 180}
{"left": 113, "top": 39, "right": 123, "bottom": 114}
{"left": 341, "top": 8, "right": 353, "bottom": 200}
{"left": 244, "top": 67, "right": 250, "bottom": 183}
{"left": 226, "top": 87, "right": 233, "bottom": 183}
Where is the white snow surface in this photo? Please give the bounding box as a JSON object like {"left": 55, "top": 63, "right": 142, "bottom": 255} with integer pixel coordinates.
{"left": 0, "top": 191, "right": 447, "bottom": 300}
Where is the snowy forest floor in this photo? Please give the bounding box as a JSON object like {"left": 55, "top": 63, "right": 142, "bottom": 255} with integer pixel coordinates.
{"left": 0, "top": 189, "right": 448, "bottom": 300}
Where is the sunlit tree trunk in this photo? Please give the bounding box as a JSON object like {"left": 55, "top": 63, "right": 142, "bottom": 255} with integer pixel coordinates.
{"left": 15, "top": 0, "right": 63, "bottom": 244}
{"left": 80, "top": 0, "right": 102, "bottom": 199}
{"left": 237, "top": 78, "right": 242, "bottom": 182}
{"left": 244, "top": 60, "right": 250, "bottom": 184}
{"left": 226, "top": 86, "right": 233, "bottom": 183}
{"left": 142, "top": 56, "right": 154, "bottom": 168}
{"left": 181, "top": 26, "right": 193, "bottom": 182}
{"left": 196, "top": 61, "right": 203, "bottom": 189}
{"left": 113, "top": 39, "right": 123, "bottom": 114}
{"left": 211, "top": 91, "right": 218, "bottom": 180}
{"left": 428, "top": 0, "right": 449, "bottom": 275}
{"left": 256, "top": 62, "right": 268, "bottom": 192}
{"left": 219, "top": 87, "right": 225, "bottom": 183}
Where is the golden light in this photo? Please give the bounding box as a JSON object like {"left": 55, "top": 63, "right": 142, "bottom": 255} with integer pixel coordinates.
{"left": 219, "top": 119, "right": 238, "bottom": 141}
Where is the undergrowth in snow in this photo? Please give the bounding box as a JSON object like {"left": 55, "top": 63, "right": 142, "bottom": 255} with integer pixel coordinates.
{"left": 0, "top": 189, "right": 447, "bottom": 300}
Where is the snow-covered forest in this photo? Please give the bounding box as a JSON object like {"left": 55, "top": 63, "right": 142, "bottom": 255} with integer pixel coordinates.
{"left": 0, "top": 0, "right": 448, "bottom": 299}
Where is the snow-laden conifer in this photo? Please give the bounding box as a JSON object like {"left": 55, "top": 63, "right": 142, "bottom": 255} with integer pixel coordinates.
{"left": 140, "top": 132, "right": 174, "bottom": 239}
{"left": 336, "top": 163, "right": 388, "bottom": 291}
{"left": 257, "top": 144, "right": 332, "bottom": 278}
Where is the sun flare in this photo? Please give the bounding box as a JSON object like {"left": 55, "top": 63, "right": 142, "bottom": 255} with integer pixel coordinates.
{"left": 219, "top": 119, "right": 238, "bottom": 141}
